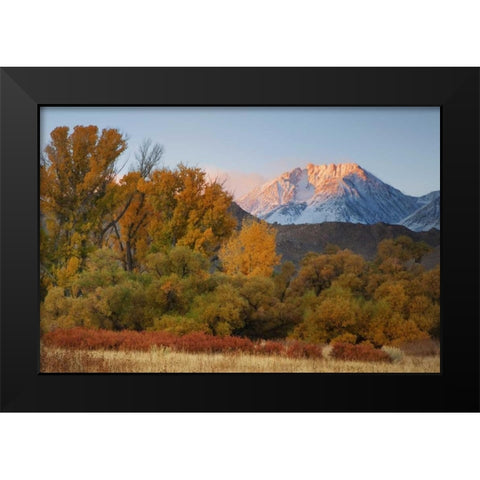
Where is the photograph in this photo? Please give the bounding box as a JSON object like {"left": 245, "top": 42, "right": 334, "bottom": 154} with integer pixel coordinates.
{"left": 39, "top": 106, "right": 441, "bottom": 373}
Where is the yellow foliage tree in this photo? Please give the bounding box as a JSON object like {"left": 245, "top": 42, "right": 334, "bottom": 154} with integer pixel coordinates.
{"left": 219, "top": 219, "right": 281, "bottom": 277}
{"left": 112, "top": 171, "right": 153, "bottom": 271}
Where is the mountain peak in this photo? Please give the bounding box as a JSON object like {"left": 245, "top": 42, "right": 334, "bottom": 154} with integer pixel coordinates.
{"left": 305, "top": 162, "right": 367, "bottom": 183}
{"left": 237, "top": 162, "right": 440, "bottom": 231}
{"left": 307, "top": 161, "right": 361, "bottom": 170}
{"left": 238, "top": 162, "right": 376, "bottom": 222}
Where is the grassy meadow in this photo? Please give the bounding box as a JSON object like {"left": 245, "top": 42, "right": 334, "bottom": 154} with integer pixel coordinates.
{"left": 40, "top": 345, "right": 440, "bottom": 373}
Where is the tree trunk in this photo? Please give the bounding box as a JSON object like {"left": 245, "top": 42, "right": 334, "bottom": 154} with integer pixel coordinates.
{"left": 126, "top": 241, "right": 134, "bottom": 271}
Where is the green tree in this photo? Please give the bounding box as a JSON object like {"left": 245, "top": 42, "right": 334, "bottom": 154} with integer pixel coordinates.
{"left": 291, "top": 285, "right": 361, "bottom": 344}
{"left": 289, "top": 249, "right": 366, "bottom": 297}
{"left": 191, "top": 283, "right": 249, "bottom": 336}
{"left": 145, "top": 246, "right": 209, "bottom": 279}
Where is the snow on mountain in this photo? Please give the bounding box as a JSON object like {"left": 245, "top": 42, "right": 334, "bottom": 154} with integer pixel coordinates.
{"left": 400, "top": 195, "right": 440, "bottom": 232}
{"left": 237, "top": 163, "right": 440, "bottom": 231}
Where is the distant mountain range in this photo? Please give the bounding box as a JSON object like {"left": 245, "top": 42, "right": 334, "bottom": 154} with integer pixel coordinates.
{"left": 237, "top": 163, "right": 440, "bottom": 232}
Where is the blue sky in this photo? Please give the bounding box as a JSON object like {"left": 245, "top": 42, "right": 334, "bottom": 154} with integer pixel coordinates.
{"left": 40, "top": 107, "right": 440, "bottom": 198}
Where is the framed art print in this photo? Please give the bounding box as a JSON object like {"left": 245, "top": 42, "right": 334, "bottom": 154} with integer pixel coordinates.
{"left": 1, "top": 67, "right": 479, "bottom": 411}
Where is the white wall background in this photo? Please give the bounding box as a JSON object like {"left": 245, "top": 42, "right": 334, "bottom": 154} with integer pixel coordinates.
{"left": 1, "top": 2, "right": 479, "bottom": 479}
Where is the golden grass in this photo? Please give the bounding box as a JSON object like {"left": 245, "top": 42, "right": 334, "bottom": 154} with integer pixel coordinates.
{"left": 40, "top": 346, "right": 440, "bottom": 373}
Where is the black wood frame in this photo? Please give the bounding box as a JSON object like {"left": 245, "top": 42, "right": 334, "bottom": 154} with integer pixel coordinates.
{"left": 1, "top": 67, "right": 478, "bottom": 411}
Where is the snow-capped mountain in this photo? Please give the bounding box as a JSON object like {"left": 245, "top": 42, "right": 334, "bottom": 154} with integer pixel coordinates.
{"left": 415, "top": 190, "right": 440, "bottom": 206}
{"left": 400, "top": 194, "right": 440, "bottom": 232}
{"left": 237, "top": 163, "right": 440, "bottom": 231}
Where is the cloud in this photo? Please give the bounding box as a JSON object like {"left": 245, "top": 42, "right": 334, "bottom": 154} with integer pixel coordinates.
{"left": 202, "top": 166, "right": 267, "bottom": 200}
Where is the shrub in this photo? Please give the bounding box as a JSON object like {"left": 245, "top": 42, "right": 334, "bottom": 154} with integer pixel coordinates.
{"left": 42, "top": 327, "right": 325, "bottom": 358}
{"left": 257, "top": 340, "right": 285, "bottom": 356}
{"left": 286, "top": 340, "right": 323, "bottom": 359}
{"left": 42, "top": 327, "right": 177, "bottom": 351}
{"left": 331, "top": 342, "right": 391, "bottom": 362}
{"left": 175, "top": 331, "right": 254, "bottom": 354}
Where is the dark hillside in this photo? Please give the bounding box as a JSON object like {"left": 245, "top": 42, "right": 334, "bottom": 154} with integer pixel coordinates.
{"left": 275, "top": 222, "right": 439, "bottom": 265}
{"left": 228, "top": 202, "right": 257, "bottom": 228}
{"left": 230, "top": 202, "right": 440, "bottom": 268}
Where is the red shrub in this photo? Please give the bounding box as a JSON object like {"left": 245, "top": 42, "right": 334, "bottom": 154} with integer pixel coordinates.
{"left": 286, "top": 340, "right": 323, "bottom": 359}
{"left": 42, "top": 327, "right": 102, "bottom": 350}
{"left": 331, "top": 342, "right": 391, "bottom": 362}
{"left": 256, "top": 340, "right": 286, "bottom": 356}
{"left": 43, "top": 328, "right": 327, "bottom": 359}
{"left": 42, "top": 327, "right": 178, "bottom": 351}
{"left": 218, "top": 335, "right": 254, "bottom": 353}
{"left": 301, "top": 343, "right": 324, "bottom": 359}
{"left": 175, "top": 332, "right": 254, "bottom": 354}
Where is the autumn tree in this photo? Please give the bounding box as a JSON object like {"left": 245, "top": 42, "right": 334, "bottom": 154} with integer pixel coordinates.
{"left": 41, "top": 248, "right": 152, "bottom": 332}
{"left": 145, "top": 246, "right": 208, "bottom": 279}
{"left": 237, "top": 275, "right": 290, "bottom": 338}
{"left": 288, "top": 249, "right": 366, "bottom": 297}
{"left": 104, "top": 139, "right": 164, "bottom": 271}
{"left": 40, "top": 125, "right": 127, "bottom": 287}
{"left": 291, "top": 285, "right": 362, "bottom": 344}
{"left": 273, "top": 261, "right": 296, "bottom": 301}
{"left": 144, "top": 164, "right": 236, "bottom": 258}
{"left": 219, "top": 219, "right": 281, "bottom": 277}
{"left": 191, "top": 283, "right": 249, "bottom": 336}
{"left": 377, "top": 236, "right": 431, "bottom": 264}
{"left": 135, "top": 138, "right": 164, "bottom": 179}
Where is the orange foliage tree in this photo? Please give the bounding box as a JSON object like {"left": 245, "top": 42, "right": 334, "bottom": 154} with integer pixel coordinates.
{"left": 103, "top": 139, "right": 163, "bottom": 271}
{"left": 144, "top": 164, "right": 236, "bottom": 258}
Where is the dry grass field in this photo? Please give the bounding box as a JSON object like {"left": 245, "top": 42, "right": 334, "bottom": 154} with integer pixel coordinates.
{"left": 40, "top": 345, "right": 440, "bottom": 373}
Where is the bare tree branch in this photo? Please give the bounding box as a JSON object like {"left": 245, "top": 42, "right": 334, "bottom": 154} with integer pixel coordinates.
{"left": 135, "top": 138, "right": 164, "bottom": 178}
